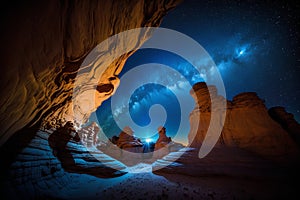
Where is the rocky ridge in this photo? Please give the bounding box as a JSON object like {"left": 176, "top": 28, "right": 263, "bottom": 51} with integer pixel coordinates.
{"left": 153, "top": 83, "right": 300, "bottom": 194}
{"left": 269, "top": 106, "right": 300, "bottom": 147}
{"left": 189, "top": 82, "right": 299, "bottom": 160}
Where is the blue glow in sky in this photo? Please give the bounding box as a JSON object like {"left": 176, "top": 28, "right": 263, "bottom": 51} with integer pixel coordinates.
{"left": 159, "top": 0, "right": 300, "bottom": 123}
{"left": 96, "top": 0, "right": 300, "bottom": 144}
{"left": 96, "top": 50, "right": 198, "bottom": 144}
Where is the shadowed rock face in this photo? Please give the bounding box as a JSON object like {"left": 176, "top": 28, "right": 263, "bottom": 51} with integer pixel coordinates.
{"left": 153, "top": 83, "right": 300, "bottom": 197}
{"left": 188, "top": 82, "right": 299, "bottom": 160}
{"left": 188, "top": 82, "right": 228, "bottom": 147}
{"left": 0, "top": 129, "right": 129, "bottom": 199}
{"left": 0, "top": 2, "right": 182, "bottom": 197}
{"left": 0, "top": 0, "right": 181, "bottom": 145}
{"left": 268, "top": 106, "right": 300, "bottom": 147}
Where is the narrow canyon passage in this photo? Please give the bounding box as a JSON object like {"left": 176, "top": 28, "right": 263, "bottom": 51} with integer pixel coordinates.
{"left": 1, "top": 1, "right": 300, "bottom": 199}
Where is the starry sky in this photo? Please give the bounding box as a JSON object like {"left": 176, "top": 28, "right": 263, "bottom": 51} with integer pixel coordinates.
{"left": 95, "top": 0, "right": 300, "bottom": 144}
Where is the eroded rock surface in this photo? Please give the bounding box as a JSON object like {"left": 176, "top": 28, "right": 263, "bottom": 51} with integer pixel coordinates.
{"left": 153, "top": 126, "right": 184, "bottom": 158}
{"left": 0, "top": 0, "right": 181, "bottom": 145}
{"left": 78, "top": 122, "right": 100, "bottom": 147}
{"left": 153, "top": 83, "right": 300, "bottom": 197}
{"left": 0, "top": 2, "right": 181, "bottom": 197}
{"left": 269, "top": 106, "right": 300, "bottom": 147}
{"left": 1, "top": 129, "right": 128, "bottom": 198}
{"left": 189, "top": 82, "right": 299, "bottom": 160}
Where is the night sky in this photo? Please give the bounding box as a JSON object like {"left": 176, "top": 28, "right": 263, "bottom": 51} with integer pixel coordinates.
{"left": 95, "top": 0, "right": 300, "bottom": 144}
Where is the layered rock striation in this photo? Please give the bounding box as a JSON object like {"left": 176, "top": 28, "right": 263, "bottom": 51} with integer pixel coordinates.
{"left": 153, "top": 82, "right": 300, "bottom": 187}
{"left": 189, "top": 82, "right": 299, "bottom": 160}
{"left": 0, "top": 2, "right": 182, "bottom": 197}
{"left": 0, "top": 0, "right": 181, "bottom": 146}
{"left": 1, "top": 130, "right": 127, "bottom": 199}
{"left": 269, "top": 106, "right": 300, "bottom": 147}
{"left": 188, "top": 82, "right": 228, "bottom": 148}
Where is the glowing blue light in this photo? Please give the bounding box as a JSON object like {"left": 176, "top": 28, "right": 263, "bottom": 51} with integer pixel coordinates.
{"left": 145, "top": 138, "right": 152, "bottom": 143}
{"left": 239, "top": 50, "right": 244, "bottom": 55}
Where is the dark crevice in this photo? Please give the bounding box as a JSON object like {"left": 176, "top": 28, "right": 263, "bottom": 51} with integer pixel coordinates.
{"left": 96, "top": 84, "right": 114, "bottom": 93}
{"left": 0, "top": 123, "right": 41, "bottom": 179}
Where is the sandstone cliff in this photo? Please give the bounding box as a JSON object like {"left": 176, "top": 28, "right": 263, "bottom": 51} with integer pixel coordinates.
{"left": 0, "top": 2, "right": 182, "bottom": 198}
{"left": 0, "top": 0, "right": 181, "bottom": 145}
{"left": 153, "top": 82, "right": 300, "bottom": 188}
{"left": 268, "top": 106, "right": 300, "bottom": 147}
{"left": 188, "top": 82, "right": 299, "bottom": 160}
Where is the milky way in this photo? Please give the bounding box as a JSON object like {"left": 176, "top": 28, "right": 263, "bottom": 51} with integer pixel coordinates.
{"left": 95, "top": 0, "right": 300, "bottom": 144}
{"left": 160, "top": 0, "right": 300, "bottom": 121}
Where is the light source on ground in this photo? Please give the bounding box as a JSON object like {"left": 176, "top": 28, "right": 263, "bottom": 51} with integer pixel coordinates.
{"left": 145, "top": 138, "right": 152, "bottom": 143}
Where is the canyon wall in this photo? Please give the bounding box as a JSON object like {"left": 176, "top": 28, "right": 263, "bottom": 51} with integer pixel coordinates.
{"left": 269, "top": 106, "right": 300, "bottom": 147}
{"left": 153, "top": 82, "right": 300, "bottom": 192}
{"left": 0, "top": 0, "right": 181, "bottom": 145}
{"left": 188, "top": 82, "right": 299, "bottom": 160}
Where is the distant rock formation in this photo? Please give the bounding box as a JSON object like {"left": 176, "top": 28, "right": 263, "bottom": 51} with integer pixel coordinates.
{"left": 154, "top": 126, "right": 172, "bottom": 150}
{"left": 116, "top": 127, "right": 144, "bottom": 152}
{"left": 269, "top": 106, "right": 300, "bottom": 147}
{"left": 153, "top": 126, "right": 184, "bottom": 158}
{"left": 153, "top": 82, "right": 300, "bottom": 182}
{"left": 188, "top": 82, "right": 228, "bottom": 148}
{"left": 188, "top": 82, "right": 299, "bottom": 160}
{"left": 98, "top": 127, "right": 144, "bottom": 166}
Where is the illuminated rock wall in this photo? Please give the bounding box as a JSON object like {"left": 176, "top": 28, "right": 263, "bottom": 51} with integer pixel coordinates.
{"left": 188, "top": 82, "right": 299, "bottom": 159}
{"left": 0, "top": 0, "right": 181, "bottom": 145}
